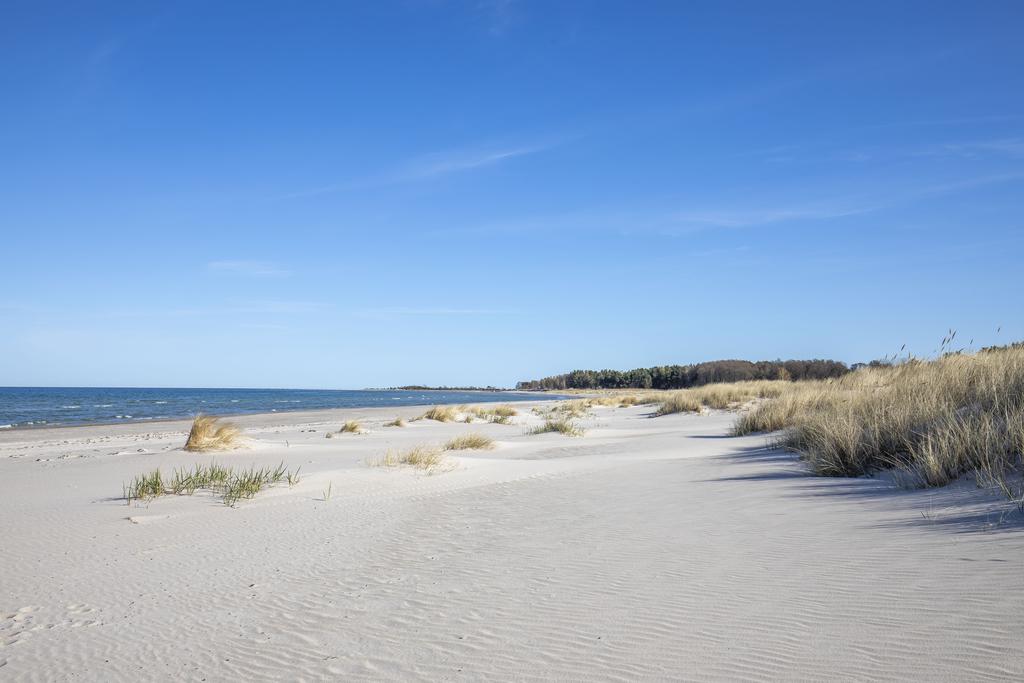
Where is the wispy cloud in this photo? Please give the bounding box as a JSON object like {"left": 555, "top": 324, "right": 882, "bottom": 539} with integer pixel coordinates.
{"left": 433, "top": 171, "right": 1023, "bottom": 239}
{"left": 669, "top": 204, "right": 875, "bottom": 230}
{"left": 665, "top": 173, "right": 1023, "bottom": 232}
{"left": 207, "top": 260, "right": 289, "bottom": 277}
{"left": 914, "top": 172, "right": 1024, "bottom": 195}
{"left": 399, "top": 146, "right": 542, "bottom": 180}
{"left": 230, "top": 300, "right": 323, "bottom": 315}
{"left": 282, "top": 140, "right": 558, "bottom": 199}
{"left": 915, "top": 138, "right": 1024, "bottom": 159}
{"left": 863, "top": 114, "right": 1020, "bottom": 130}
{"left": 354, "top": 307, "right": 510, "bottom": 319}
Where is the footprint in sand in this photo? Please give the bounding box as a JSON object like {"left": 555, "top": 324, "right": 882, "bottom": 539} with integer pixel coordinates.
{"left": 127, "top": 515, "right": 170, "bottom": 525}
{"left": 11, "top": 606, "right": 36, "bottom": 623}
{"left": 1, "top": 607, "right": 38, "bottom": 647}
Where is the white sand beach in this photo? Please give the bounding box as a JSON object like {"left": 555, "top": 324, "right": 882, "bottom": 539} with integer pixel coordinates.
{"left": 2, "top": 402, "right": 1023, "bottom": 681}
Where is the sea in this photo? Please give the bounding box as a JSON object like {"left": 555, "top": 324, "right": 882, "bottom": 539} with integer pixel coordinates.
{"left": 0, "top": 387, "right": 557, "bottom": 430}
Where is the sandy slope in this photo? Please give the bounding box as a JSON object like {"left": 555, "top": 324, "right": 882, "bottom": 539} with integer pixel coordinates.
{"left": 1, "top": 403, "right": 1022, "bottom": 681}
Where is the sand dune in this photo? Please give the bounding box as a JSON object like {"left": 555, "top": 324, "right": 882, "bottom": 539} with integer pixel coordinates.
{"left": 1, "top": 403, "right": 1022, "bottom": 680}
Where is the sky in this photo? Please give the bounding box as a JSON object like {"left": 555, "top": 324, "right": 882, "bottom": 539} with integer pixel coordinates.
{"left": 1, "top": 1, "right": 1022, "bottom": 389}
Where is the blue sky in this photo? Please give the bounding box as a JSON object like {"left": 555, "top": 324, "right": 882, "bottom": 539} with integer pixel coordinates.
{"left": 2, "top": 1, "right": 1022, "bottom": 389}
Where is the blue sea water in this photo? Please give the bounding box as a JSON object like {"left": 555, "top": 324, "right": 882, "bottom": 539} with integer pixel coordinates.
{"left": 0, "top": 387, "right": 557, "bottom": 430}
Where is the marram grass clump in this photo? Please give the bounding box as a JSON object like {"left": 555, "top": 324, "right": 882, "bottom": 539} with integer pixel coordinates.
{"left": 384, "top": 417, "right": 406, "bottom": 428}
{"left": 530, "top": 418, "right": 585, "bottom": 437}
{"left": 123, "top": 461, "right": 297, "bottom": 507}
{"left": 183, "top": 415, "right": 243, "bottom": 452}
{"left": 654, "top": 393, "right": 703, "bottom": 416}
{"left": 370, "top": 444, "right": 450, "bottom": 472}
{"left": 472, "top": 404, "right": 518, "bottom": 418}
{"left": 444, "top": 433, "right": 495, "bottom": 450}
{"left": 339, "top": 420, "right": 362, "bottom": 433}
{"left": 420, "top": 405, "right": 458, "bottom": 422}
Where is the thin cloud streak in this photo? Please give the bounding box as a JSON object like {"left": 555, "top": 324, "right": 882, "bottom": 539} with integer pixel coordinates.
{"left": 207, "top": 260, "right": 290, "bottom": 277}
{"left": 281, "top": 140, "right": 558, "bottom": 199}
{"left": 915, "top": 138, "right": 1024, "bottom": 159}
{"left": 401, "top": 146, "right": 542, "bottom": 180}
{"left": 433, "top": 172, "right": 1023, "bottom": 239}
{"left": 670, "top": 205, "right": 876, "bottom": 229}
{"left": 355, "top": 307, "right": 509, "bottom": 317}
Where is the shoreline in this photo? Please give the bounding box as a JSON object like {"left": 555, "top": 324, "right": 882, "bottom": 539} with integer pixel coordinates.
{"left": 0, "top": 390, "right": 561, "bottom": 435}
{"left": 0, "top": 398, "right": 567, "bottom": 445}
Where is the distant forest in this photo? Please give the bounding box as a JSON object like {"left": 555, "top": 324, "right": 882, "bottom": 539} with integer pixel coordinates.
{"left": 515, "top": 359, "right": 850, "bottom": 391}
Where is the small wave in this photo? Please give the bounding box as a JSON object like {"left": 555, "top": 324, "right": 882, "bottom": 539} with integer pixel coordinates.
{"left": 0, "top": 424, "right": 11, "bottom": 429}
{"left": 94, "top": 404, "right": 114, "bottom": 408}
{"left": 61, "top": 405, "right": 81, "bottom": 409}
{"left": 231, "top": 399, "right": 239, "bottom": 403}
{"left": 154, "top": 401, "right": 167, "bottom": 404}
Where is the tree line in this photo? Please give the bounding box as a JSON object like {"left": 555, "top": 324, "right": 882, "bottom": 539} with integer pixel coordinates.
{"left": 515, "top": 358, "right": 850, "bottom": 391}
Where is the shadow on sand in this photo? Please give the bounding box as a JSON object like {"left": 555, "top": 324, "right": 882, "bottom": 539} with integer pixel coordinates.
{"left": 700, "top": 438, "right": 1024, "bottom": 534}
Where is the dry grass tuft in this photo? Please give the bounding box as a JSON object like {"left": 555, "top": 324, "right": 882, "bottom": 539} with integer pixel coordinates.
{"left": 371, "top": 444, "right": 449, "bottom": 472}
{"left": 549, "top": 400, "right": 591, "bottom": 419}
{"left": 653, "top": 380, "right": 790, "bottom": 416}
{"left": 471, "top": 404, "right": 519, "bottom": 420}
{"left": 384, "top": 417, "right": 406, "bottom": 428}
{"left": 654, "top": 393, "right": 703, "bottom": 416}
{"left": 444, "top": 433, "right": 495, "bottom": 450}
{"left": 420, "top": 405, "right": 458, "bottom": 422}
{"left": 491, "top": 405, "right": 519, "bottom": 417}
{"left": 339, "top": 420, "right": 362, "bottom": 433}
{"left": 184, "top": 415, "right": 243, "bottom": 452}
{"left": 530, "top": 418, "right": 585, "bottom": 437}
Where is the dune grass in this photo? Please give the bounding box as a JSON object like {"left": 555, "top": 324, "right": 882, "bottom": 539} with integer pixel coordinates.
{"left": 384, "top": 417, "right": 406, "bottom": 428}
{"left": 444, "top": 433, "right": 495, "bottom": 450}
{"left": 370, "top": 444, "right": 449, "bottom": 472}
{"left": 730, "top": 345, "right": 1024, "bottom": 506}
{"left": 124, "top": 461, "right": 296, "bottom": 507}
{"left": 559, "top": 400, "right": 593, "bottom": 418}
{"left": 530, "top": 418, "right": 585, "bottom": 437}
{"left": 652, "top": 380, "right": 791, "bottom": 416}
{"left": 489, "top": 405, "right": 519, "bottom": 417}
{"left": 654, "top": 393, "right": 704, "bottom": 416}
{"left": 420, "top": 405, "right": 458, "bottom": 422}
{"left": 183, "top": 415, "right": 243, "bottom": 452}
{"left": 465, "top": 404, "right": 519, "bottom": 423}
{"left": 325, "top": 420, "right": 362, "bottom": 437}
